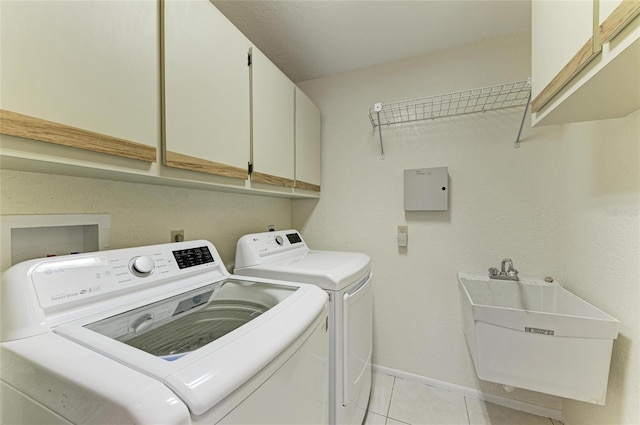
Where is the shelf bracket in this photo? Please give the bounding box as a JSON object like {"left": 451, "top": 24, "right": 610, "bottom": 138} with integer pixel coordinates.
{"left": 374, "top": 102, "right": 385, "bottom": 159}
{"left": 514, "top": 89, "right": 532, "bottom": 149}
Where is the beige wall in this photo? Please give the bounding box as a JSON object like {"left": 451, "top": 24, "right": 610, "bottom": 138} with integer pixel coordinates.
{"left": 294, "top": 32, "right": 564, "bottom": 410}
{"left": 295, "top": 30, "right": 639, "bottom": 422}
{"left": 558, "top": 110, "right": 639, "bottom": 425}
{"left": 0, "top": 170, "right": 291, "bottom": 268}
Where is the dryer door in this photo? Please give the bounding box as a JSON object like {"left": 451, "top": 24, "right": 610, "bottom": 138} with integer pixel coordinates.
{"left": 342, "top": 273, "right": 373, "bottom": 410}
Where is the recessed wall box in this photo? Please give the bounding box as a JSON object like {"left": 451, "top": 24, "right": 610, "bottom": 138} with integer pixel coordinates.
{"left": 404, "top": 167, "right": 448, "bottom": 211}
{"left": 1, "top": 214, "right": 111, "bottom": 271}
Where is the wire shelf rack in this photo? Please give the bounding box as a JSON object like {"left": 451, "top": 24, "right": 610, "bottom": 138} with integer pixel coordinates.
{"left": 369, "top": 80, "right": 531, "bottom": 128}
{"left": 369, "top": 79, "right": 531, "bottom": 156}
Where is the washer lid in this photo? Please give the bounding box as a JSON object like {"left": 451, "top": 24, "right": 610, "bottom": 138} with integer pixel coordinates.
{"left": 54, "top": 277, "right": 327, "bottom": 416}
{"left": 236, "top": 250, "right": 371, "bottom": 291}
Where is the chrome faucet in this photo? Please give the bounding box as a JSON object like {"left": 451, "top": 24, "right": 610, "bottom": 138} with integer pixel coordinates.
{"left": 501, "top": 258, "right": 513, "bottom": 274}
{"left": 488, "top": 258, "right": 519, "bottom": 281}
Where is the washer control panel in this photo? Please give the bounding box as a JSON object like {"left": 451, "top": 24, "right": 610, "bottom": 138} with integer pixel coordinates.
{"left": 30, "top": 241, "right": 220, "bottom": 309}
{"left": 173, "top": 246, "right": 214, "bottom": 269}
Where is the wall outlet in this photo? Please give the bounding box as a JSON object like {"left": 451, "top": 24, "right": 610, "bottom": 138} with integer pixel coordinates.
{"left": 397, "top": 225, "right": 408, "bottom": 247}
{"left": 171, "top": 230, "right": 184, "bottom": 243}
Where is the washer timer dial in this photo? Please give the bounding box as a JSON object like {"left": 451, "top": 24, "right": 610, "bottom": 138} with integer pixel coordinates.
{"left": 129, "top": 256, "right": 155, "bottom": 277}
{"left": 275, "top": 235, "right": 284, "bottom": 246}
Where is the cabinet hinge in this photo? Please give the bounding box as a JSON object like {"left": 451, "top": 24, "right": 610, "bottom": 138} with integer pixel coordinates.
{"left": 248, "top": 162, "right": 253, "bottom": 174}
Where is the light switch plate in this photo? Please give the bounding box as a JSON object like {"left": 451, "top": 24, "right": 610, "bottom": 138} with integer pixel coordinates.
{"left": 397, "top": 225, "right": 408, "bottom": 247}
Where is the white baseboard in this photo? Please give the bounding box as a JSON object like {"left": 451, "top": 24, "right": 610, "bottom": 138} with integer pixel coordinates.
{"left": 372, "top": 364, "right": 565, "bottom": 423}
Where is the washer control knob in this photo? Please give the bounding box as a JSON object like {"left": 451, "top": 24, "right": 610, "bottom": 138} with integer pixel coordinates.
{"left": 275, "top": 235, "right": 284, "bottom": 246}
{"left": 130, "top": 256, "right": 155, "bottom": 277}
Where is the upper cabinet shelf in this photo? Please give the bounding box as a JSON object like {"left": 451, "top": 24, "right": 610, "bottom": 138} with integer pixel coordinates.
{"left": 369, "top": 80, "right": 531, "bottom": 128}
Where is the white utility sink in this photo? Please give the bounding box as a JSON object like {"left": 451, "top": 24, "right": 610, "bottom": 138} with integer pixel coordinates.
{"left": 458, "top": 272, "right": 619, "bottom": 405}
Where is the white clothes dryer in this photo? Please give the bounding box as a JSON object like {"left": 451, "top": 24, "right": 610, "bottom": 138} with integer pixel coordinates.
{"left": 1, "top": 240, "right": 329, "bottom": 425}
{"left": 235, "top": 230, "right": 373, "bottom": 425}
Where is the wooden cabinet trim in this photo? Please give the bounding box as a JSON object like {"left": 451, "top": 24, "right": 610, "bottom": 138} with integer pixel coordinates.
{"left": 600, "top": 0, "right": 640, "bottom": 43}
{"left": 165, "top": 150, "right": 248, "bottom": 180}
{"left": 251, "top": 171, "right": 295, "bottom": 188}
{"left": 0, "top": 109, "right": 157, "bottom": 162}
{"left": 531, "top": 39, "right": 599, "bottom": 113}
{"left": 294, "top": 180, "right": 321, "bottom": 192}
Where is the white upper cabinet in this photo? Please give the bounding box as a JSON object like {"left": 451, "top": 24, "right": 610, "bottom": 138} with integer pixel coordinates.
{"left": 600, "top": 0, "right": 624, "bottom": 26}
{"left": 250, "top": 48, "right": 296, "bottom": 188}
{"left": 163, "top": 0, "right": 251, "bottom": 180}
{"left": 0, "top": 0, "right": 158, "bottom": 162}
{"left": 294, "top": 89, "right": 321, "bottom": 192}
{"left": 531, "top": 0, "right": 596, "bottom": 103}
{"left": 599, "top": 0, "right": 640, "bottom": 41}
{"left": 531, "top": 0, "right": 640, "bottom": 126}
{"left": 0, "top": 0, "right": 320, "bottom": 199}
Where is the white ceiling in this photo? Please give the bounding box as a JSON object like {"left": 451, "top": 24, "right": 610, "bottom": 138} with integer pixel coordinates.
{"left": 212, "top": 0, "right": 532, "bottom": 83}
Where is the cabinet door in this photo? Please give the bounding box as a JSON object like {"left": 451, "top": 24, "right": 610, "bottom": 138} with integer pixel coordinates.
{"left": 531, "top": 0, "right": 597, "bottom": 112}
{"left": 600, "top": 0, "right": 624, "bottom": 27}
{"left": 294, "top": 89, "right": 321, "bottom": 192}
{"left": 531, "top": 0, "right": 640, "bottom": 126}
{"left": 251, "top": 48, "right": 295, "bottom": 188}
{"left": 163, "top": 0, "right": 250, "bottom": 179}
{"left": 600, "top": 0, "right": 640, "bottom": 42}
{"left": 0, "top": 0, "right": 157, "bottom": 162}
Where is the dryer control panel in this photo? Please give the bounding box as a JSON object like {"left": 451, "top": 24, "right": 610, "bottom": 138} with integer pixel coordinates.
{"left": 235, "top": 230, "right": 308, "bottom": 269}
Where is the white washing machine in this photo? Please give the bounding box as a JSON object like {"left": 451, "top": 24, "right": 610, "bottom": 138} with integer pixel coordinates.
{"left": 235, "top": 230, "right": 373, "bottom": 425}
{"left": 1, "top": 240, "right": 329, "bottom": 425}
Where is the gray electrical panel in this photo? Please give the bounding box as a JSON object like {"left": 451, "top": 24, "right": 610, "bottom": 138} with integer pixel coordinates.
{"left": 404, "top": 167, "right": 448, "bottom": 211}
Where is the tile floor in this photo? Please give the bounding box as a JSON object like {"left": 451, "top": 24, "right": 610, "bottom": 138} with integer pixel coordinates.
{"left": 364, "top": 372, "right": 563, "bottom": 425}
